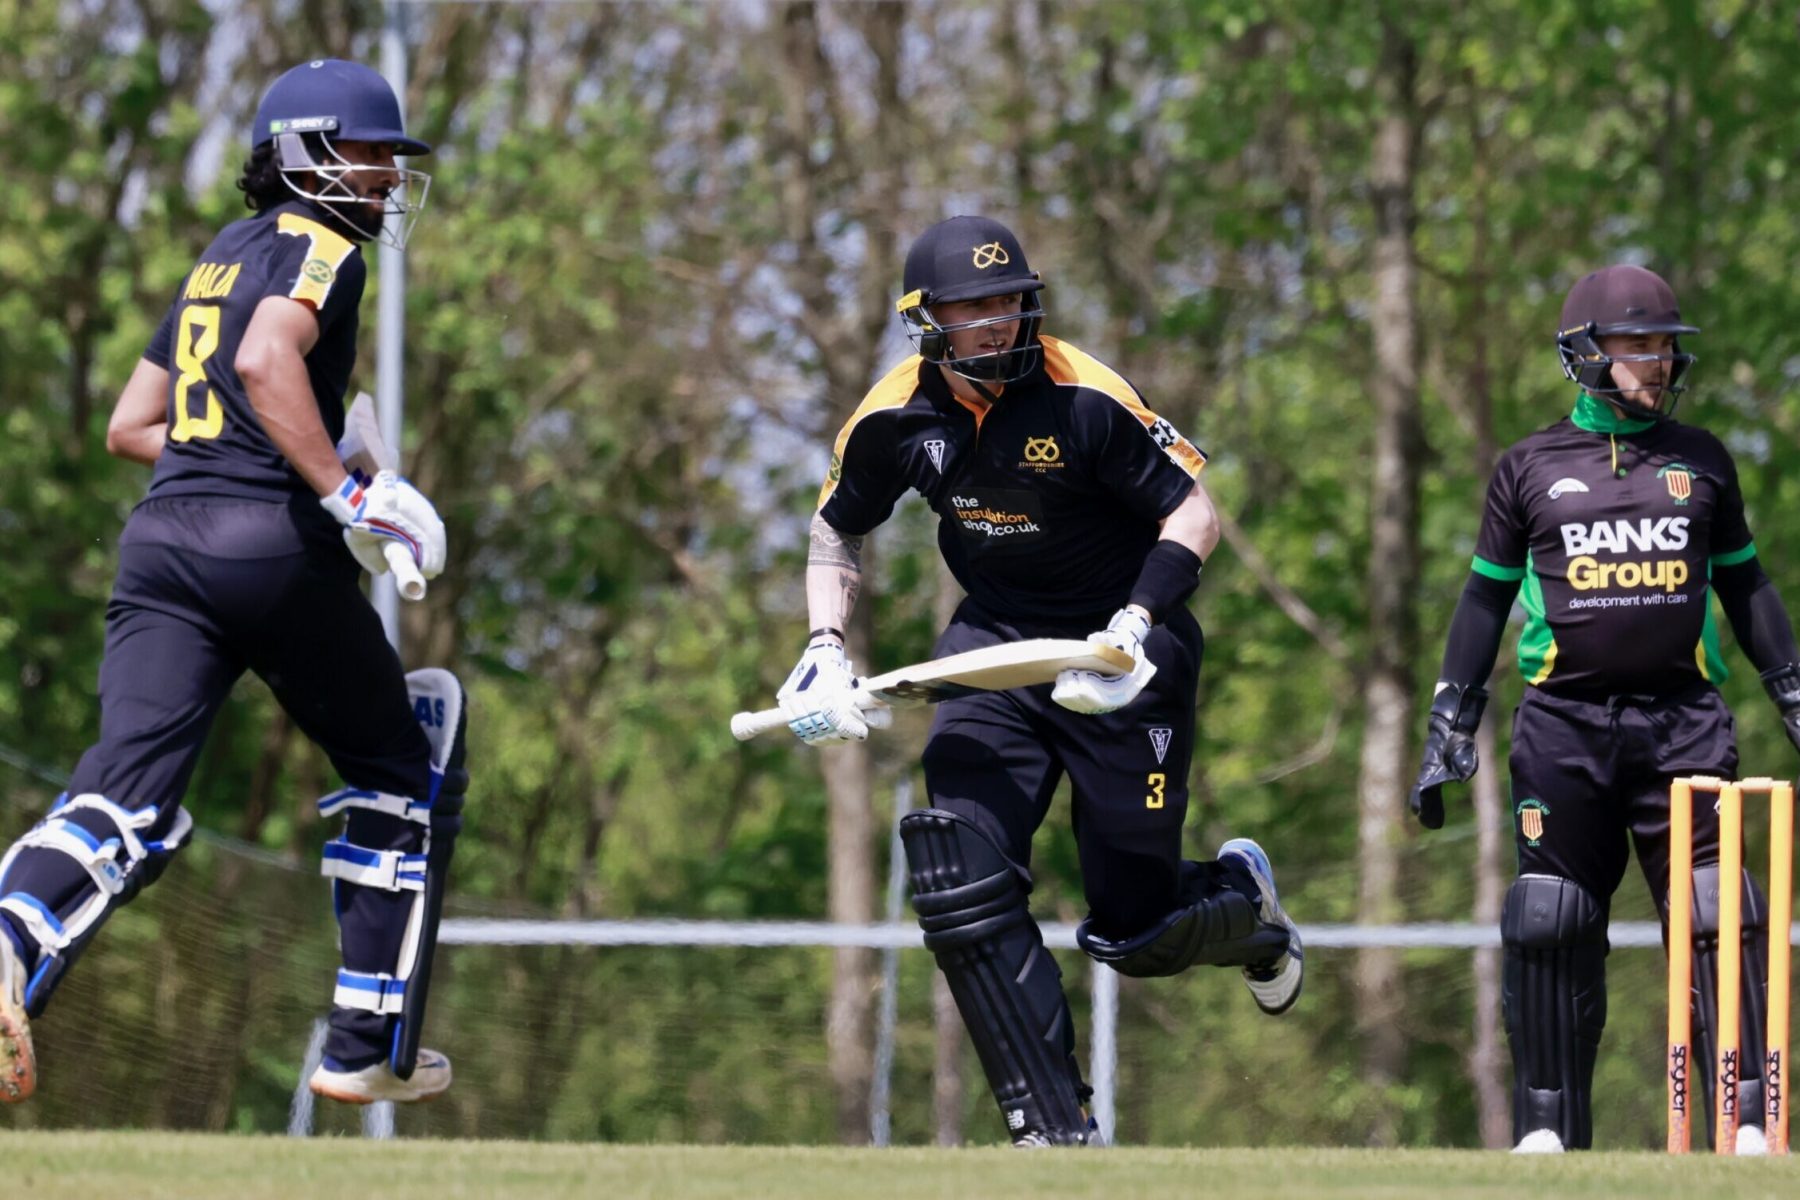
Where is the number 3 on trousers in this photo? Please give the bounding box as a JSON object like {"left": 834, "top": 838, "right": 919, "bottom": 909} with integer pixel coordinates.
{"left": 1146, "top": 772, "right": 1166, "bottom": 810}
{"left": 171, "top": 305, "right": 224, "bottom": 443}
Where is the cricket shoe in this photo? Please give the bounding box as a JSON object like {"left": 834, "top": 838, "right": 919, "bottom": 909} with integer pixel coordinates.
{"left": 309, "top": 1050, "right": 452, "bottom": 1104}
{"left": 1012, "top": 1114, "right": 1106, "bottom": 1148}
{"left": 0, "top": 928, "right": 35, "bottom": 1103}
{"left": 1218, "top": 837, "right": 1304, "bottom": 1016}
{"left": 1511, "top": 1129, "right": 1565, "bottom": 1154}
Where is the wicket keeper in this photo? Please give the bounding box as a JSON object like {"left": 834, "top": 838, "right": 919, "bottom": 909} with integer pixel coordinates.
{"left": 772, "top": 216, "right": 1303, "bottom": 1146}
{"left": 0, "top": 60, "right": 467, "bottom": 1106}
{"left": 1413, "top": 265, "right": 1800, "bottom": 1152}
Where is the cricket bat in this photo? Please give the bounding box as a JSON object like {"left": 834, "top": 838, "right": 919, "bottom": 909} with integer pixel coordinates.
{"left": 729, "top": 638, "right": 1136, "bottom": 741}
{"left": 336, "top": 392, "right": 427, "bottom": 602}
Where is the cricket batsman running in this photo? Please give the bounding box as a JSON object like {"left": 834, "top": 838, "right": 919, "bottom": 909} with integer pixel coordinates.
{"left": 0, "top": 60, "right": 466, "bottom": 1106}
{"left": 770, "top": 216, "right": 1304, "bottom": 1146}
{"left": 1412, "top": 265, "right": 1800, "bottom": 1152}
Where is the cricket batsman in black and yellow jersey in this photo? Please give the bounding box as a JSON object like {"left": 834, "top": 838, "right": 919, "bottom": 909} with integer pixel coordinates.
{"left": 1413, "top": 264, "right": 1800, "bottom": 1152}
{"left": 0, "top": 60, "right": 466, "bottom": 1108}
{"left": 763, "top": 216, "right": 1302, "bottom": 1146}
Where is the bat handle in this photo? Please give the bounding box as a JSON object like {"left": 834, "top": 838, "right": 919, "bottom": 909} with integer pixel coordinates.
{"left": 383, "top": 541, "right": 428, "bottom": 602}
{"left": 730, "top": 696, "right": 892, "bottom": 741}
{"left": 730, "top": 707, "right": 789, "bottom": 741}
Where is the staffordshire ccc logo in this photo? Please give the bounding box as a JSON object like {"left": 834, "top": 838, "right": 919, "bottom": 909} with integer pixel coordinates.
{"left": 1023, "top": 436, "right": 1060, "bottom": 464}
{"left": 972, "top": 242, "right": 1010, "bottom": 269}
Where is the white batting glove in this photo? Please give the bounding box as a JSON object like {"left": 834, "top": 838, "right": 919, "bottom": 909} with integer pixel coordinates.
{"left": 1052, "top": 607, "right": 1158, "bottom": 715}
{"left": 777, "top": 639, "right": 879, "bottom": 745}
{"left": 321, "top": 470, "right": 447, "bottom": 580}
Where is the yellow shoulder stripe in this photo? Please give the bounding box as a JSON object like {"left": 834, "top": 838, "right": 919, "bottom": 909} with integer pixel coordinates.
{"left": 1040, "top": 335, "right": 1206, "bottom": 478}
{"left": 817, "top": 356, "right": 922, "bottom": 511}
{"left": 277, "top": 212, "right": 357, "bottom": 309}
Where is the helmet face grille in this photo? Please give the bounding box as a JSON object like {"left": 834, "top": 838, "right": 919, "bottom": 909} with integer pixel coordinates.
{"left": 1556, "top": 320, "right": 1696, "bottom": 420}
{"left": 901, "top": 296, "right": 1044, "bottom": 384}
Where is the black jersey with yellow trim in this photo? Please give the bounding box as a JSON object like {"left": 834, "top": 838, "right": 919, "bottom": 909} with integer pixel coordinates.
{"left": 818, "top": 334, "right": 1207, "bottom": 625}
{"left": 142, "top": 199, "right": 367, "bottom": 503}
{"left": 1472, "top": 394, "right": 1755, "bottom": 696}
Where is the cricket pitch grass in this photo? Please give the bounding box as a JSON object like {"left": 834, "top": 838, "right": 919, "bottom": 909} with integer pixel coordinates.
{"left": 5, "top": 1131, "right": 1799, "bottom": 1199}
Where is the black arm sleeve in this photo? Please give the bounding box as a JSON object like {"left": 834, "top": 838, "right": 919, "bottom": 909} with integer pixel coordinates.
{"left": 1713, "top": 556, "right": 1800, "bottom": 672}
{"left": 1437, "top": 570, "right": 1520, "bottom": 687}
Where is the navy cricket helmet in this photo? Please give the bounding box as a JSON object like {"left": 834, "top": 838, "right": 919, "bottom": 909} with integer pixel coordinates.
{"left": 1556, "top": 265, "right": 1698, "bottom": 418}
{"left": 252, "top": 59, "right": 432, "bottom": 249}
{"left": 897, "top": 216, "right": 1045, "bottom": 384}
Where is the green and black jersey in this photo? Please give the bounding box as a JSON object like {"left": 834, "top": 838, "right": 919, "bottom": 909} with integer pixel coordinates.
{"left": 1473, "top": 394, "right": 1754, "bottom": 695}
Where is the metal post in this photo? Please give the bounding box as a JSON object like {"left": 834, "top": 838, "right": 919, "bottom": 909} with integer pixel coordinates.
{"left": 1090, "top": 962, "right": 1118, "bottom": 1144}
{"left": 364, "top": 0, "right": 411, "bottom": 1135}
{"left": 287, "top": 1018, "right": 329, "bottom": 1137}
{"left": 373, "top": 0, "right": 409, "bottom": 651}
{"left": 869, "top": 778, "right": 914, "bottom": 1146}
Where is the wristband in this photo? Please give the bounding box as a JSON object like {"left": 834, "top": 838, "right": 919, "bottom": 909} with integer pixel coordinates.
{"left": 319, "top": 475, "right": 365, "bottom": 527}
{"left": 1126, "top": 541, "right": 1204, "bottom": 624}
{"left": 808, "top": 626, "right": 846, "bottom": 645}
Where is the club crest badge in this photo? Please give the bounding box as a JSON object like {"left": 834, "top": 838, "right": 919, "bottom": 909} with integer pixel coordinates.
{"left": 1516, "top": 798, "right": 1550, "bottom": 846}
{"left": 1659, "top": 464, "right": 1693, "bottom": 506}
{"left": 972, "top": 242, "right": 1010, "bottom": 269}
{"left": 1148, "top": 727, "right": 1172, "bottom": 765}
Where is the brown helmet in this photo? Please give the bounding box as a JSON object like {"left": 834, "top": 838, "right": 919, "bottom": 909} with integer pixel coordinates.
{"left": 1555, "top": 265, "right": 1698, "bottom": 418}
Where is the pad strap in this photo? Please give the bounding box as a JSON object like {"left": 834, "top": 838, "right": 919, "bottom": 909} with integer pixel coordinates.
{"left": 334, "top": 968, "right": 408, "bottom": 1014}
{"left": 0, "top": 893, "right": 66, "bottom": 953}
{"left": 321, "top": 838, "right": 428, "bottom": 892}
{"left": 319, "top": 787, "right": 432, "bottom": 825}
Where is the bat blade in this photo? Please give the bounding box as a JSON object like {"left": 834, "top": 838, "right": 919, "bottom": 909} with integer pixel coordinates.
{"left": 336, "top": 391, "right": 397, "bottom": 485}
{"left": 729, "top": 638, "right": 1135, "bottom": 740}
{"left": 334, "top": 391, "right": 427, "bottom": 603}
{"left": 861, "top": 638, "right": 1134, "bottom": 704}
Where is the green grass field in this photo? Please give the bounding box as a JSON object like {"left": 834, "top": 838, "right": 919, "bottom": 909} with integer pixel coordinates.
{"left": 4, "top": 1132, "right": 1798, "bottom": 1199}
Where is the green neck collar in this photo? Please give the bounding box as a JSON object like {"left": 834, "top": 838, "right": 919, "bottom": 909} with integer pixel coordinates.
{"left": 1571, "top": 391, "right": 1655, "bottom": 435}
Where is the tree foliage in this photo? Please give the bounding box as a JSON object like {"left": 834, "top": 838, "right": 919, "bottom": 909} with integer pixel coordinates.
{"left": 3, "top": 0, "right": 1799, "bottom": 1146}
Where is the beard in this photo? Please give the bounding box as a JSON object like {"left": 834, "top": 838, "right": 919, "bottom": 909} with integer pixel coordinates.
{"left": 331, "top": 194, "right": 389, "bottom": 241}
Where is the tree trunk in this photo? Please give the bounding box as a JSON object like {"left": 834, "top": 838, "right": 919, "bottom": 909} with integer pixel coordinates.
{"left": 1353, "top": 15, "right": 1422, "bottom": 1147}
{"left": 1470, "top": 709, "right": 1511, "bottom": 1147}
{"left": 823, "top": 556, "right": 878, "bottom": 1144}
{"left": 929, "top": 555, "right": 967, "bottom": 1144}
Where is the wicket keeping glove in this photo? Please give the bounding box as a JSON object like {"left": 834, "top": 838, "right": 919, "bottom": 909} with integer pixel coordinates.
{"left": 1409, "top": 681, "right": 1487, "bottom": 829}
{"left": 777, "top": 638, "right": 888, "bottom": 745}
{"left": 1053, "top": 607, "right": 1158, "bottom": 716}
{"left": 322, "top": 469, "right": 447, "bottom": 580}
{"left": 1759, "top": 663, "right": 1800, "bottom": 758}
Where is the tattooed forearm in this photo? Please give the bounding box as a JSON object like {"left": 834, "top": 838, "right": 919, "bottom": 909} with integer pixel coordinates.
{"left": 807, "top": 515, "right": 865, "bottom": 636}
{"left": 808, "top": 514, "right": 865, "bottom": 570}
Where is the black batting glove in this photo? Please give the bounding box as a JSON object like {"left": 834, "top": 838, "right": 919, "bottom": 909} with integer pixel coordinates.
{"left": 1760, "top": 663, "right": 1800, "bottom": 758}
{"left": 1409, "top": 682, "right": 1487, "bottom": 830}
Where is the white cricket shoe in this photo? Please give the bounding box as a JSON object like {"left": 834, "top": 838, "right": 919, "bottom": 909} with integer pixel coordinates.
{"left": 309, "top": 1049, "right": 452, "bottom": 1104}
{"left": 1012, "top": 1114, "right": 1106, "bottom": 1148}
{"left": 1512, "top": 1129, "right": 1565, "bottom": 1153}
{"left": 0, "top": 932, "right": 34, "bottom": 1103}
{"left": 1218, "top": 837, "right": 1304, "bottom": 1015}
{"left": 1736, "top": 1124, "right": 1768, "bottom": 1155}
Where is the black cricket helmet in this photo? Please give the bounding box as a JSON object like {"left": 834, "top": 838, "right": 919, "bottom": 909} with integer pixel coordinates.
{"left": 896, "top": 216, "right": 1045, "bottom": 383}
{"left": 252, "top": 59, "right": 432, "bottom": 250}
{"left": 1556, "top": 265, "right": 1698, "bottom": 418}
